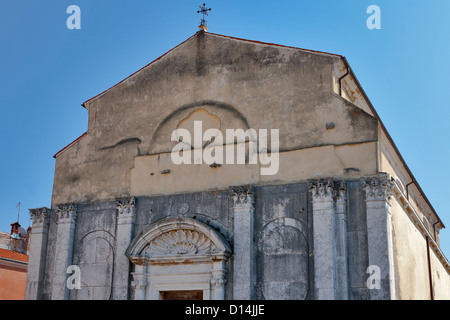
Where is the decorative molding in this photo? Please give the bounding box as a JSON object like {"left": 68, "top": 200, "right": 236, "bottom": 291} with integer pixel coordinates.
{"left": 144, "top": 230, "right": 218, "bottom": 256}
{"left": 55, "top": 204, "right": 77, "bottom": 223}
{"left": 177, "top": 202, "right": 190, "bottom": 215}
{"left": 29, "top": 207, "right": 51, "bottom": 228}
{"left": 130, "top": 257, "right": 147, "bottom": 266}
{"left": 127, "top": 218, "right": 231, "bottom": 259}
{"left": 361, "top": 174, "right": 394, "bottom": 202}
{"left": 230, "top": 185, "right": 254, "bottom": 208}
{"left": 211, "top": 278, "right": 226, "bottom": 288}
{"left": 127, "top": 218, "right": 231, "bottom": 300}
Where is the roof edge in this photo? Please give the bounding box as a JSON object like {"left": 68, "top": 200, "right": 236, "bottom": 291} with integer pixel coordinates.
{"left": 53, "top": 132, "right": 87, "bottom": 159}
{"left": 81, "top": 31, "right": 343, "bottom": 109}
{"left": 81, "top": 32, "right": 199, "bottom": 109}
{"left": 206, "top": 32, "right": 343, "bottom": 58}
{"left": 341, "top": 56, "right": 445, "bottom": 229}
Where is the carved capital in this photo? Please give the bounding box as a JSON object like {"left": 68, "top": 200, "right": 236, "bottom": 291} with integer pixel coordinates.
{"left": 131, "top": 273, "right": 147, "bottom": 289}
{"left": 230, "top": 185, "right": 254, "bottom": 208}
{"left": 116, "top": 197, "right": 136, "bottom": 220}
{"left": 361, "top": 174, "right": 394, "bottom": 202}
{"left": 55, "top": 204, "right": 77, "bottom": 223}
{"left": 211, "top": 278, "right": 227, "bottom": 288}
{"left": 308, "top": 179, "right": 334, "bottom": 202}
{"left": 334, "top": 180, "right": 347, "bottom": 204}
{"left": 29, "top": 207, "right": 51, "bottom": 228}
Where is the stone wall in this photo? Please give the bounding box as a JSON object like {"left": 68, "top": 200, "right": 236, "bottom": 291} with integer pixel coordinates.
{"left": 33, "top": 180, "right": 378, "bottom": 300}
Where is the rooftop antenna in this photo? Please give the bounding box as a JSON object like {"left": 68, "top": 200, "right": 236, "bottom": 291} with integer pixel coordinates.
{"left": 197, "top": 3, "right": 211, "bottom": 32}
{"left": 16, "top": 202, "right": 20, "bottom": 223}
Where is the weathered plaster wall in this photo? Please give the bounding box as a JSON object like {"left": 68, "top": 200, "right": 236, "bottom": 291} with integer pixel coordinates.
{"left": 52, "top": 32, "right": 378, "bottom": 206}
{"left": 380, "top": 146, "right": 450, "bottom": 293}
{"left": 130, "top": 141, "right": 377, "bottom": 197}
{"left": 390, "top": 196, "right": 431, "bottom": 299}
{"left": 391, "top": 195, "right": 450, "bottom": 299}
{"left": 430, "top": 246, "right": 450, "bottom": 299}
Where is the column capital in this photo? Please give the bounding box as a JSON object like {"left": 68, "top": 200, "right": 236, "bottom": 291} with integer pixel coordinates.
{"left": 131, "top": 273, "right": 147, "bottom": 289}
{"left": 334, "top": 180, "right": 347, "bottom": 204}
{"left": 116, "top": 197, "right": 136, "bottom": 215}
{"left": 361, "top": 174, "right": 394, "bottom": 202}
{"left": 116, "top": 197, "right": 136, "bottom": 222}
{"left": 55, "top": 204, "right": 77, "bottom": 224}
{"left": 29, "top": 207, "right": 51, "bottom": 228}
{"left": 230, "top": 185, "right": 254, "bottom": 208}
{"left": 308, "top": 179, "right": 334, "bottom": 202}
{"left": 211, "top": 278, "right": 227, "bottom": 287}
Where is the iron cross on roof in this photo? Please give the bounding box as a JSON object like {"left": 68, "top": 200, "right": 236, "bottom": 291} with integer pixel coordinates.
{"left": 197, "top": 3, "right": 212, "bottom": 29}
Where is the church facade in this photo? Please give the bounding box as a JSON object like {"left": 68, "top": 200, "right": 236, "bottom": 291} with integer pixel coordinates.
{"left": 26, "top": 31, "right": 450, "bottom": 300}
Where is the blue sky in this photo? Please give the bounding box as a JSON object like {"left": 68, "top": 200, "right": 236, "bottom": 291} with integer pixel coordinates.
{"left": 1, "top": 0, "right": 450, "bottom": 259}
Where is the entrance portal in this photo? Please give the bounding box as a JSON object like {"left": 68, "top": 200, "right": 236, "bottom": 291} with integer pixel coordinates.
{"left": 127, "top": 218, "right": 232, "bottom": 300}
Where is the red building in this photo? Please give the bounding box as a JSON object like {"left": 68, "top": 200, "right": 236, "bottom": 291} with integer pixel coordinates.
{"left": 0, "top": 248, "right": 28, "bottom": 300}
{"left": 0, "top": 222, "right": 30, "bottom": 300}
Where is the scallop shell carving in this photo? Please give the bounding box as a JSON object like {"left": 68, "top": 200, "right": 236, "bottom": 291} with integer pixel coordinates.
{"left": 145, "top": 230, "right": 217, "bottom": 256}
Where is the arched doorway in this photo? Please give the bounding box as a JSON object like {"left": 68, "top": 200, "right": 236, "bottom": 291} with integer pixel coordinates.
{"left": 126, "top": 217, "right": 231, "bottom": 300}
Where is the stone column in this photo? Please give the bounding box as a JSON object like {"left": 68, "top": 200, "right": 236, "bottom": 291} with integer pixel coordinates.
{"left": 113, "top": 197, "right": 136, "bottom": 300}
{"left": 26, "top": 207, "right": 51, "bottom": 300}
{"left": 334, "top": 181, "right": 349, "bottom": 300}
{"left": 231, "top": 186, "right": 255, "bottom": 300}
{"left": 361, "top": 174, "right": 396, "bottom": 300}
{"left": 309, "top": 179, "right": 338, "bottom": 300}
{"left": 51, "top": 204, "right": 77, "bottom": 300}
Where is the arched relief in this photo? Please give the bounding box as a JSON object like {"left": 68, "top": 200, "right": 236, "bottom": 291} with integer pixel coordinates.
{"left": 148, "top": 101, "right": 250, "bottom": 155}
{"left": 175, "top": 109, "right": 222, "bottom": 149}
{"left": 257, "top": 217, "right": 310, "bottom": 300}
{"left": 72, "top": 230, "right": 115, "bottom": 300}
{"left": 76, "top": 230, "right": 115, "bottom": 264}
{"left": 259, "top": 217, "right": 309, "bottom": 255}
{"left": 144, "top": 229, "right": 217, "bottom": 256}
{"left": 127, "top": 217, "right": 231, "bottom": 259}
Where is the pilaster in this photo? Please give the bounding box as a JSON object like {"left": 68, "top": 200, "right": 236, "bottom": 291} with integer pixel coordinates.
{"left": 230, "top": 185, "right": 255, "bottom": 300}
{"left": 25, "top": 207, "right": 51, "bottom": 300}
{"left": 309, "top": 179, "right": 337, "bottom": 300}
{"left": 113, "top": 197, "right": 136, "bottom": 300}
{"left": 131, "top": 259, "right": 147, "bottom": 300}
{"left": 309, "top": 179, "right": 349, "bottom": 300}
{"left": 334, "top": 181, "right": 349, "bottom": 300}
{"left": 361, "top": 174, "right": 396, "bottom": 300}
{"left": 51, "top": 204, "right": 77, "bottom": 300}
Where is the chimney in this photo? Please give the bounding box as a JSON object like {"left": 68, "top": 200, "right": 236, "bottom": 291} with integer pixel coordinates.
{"left": 10, "top": 222, "right": 21, "bottom": 239}
{"left": 9, "top": 222, "right": 26, "bottom": 253}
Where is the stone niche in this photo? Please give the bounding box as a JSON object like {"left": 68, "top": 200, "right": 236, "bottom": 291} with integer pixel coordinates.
{"left": 254, "top": 183, "right": 312, "bottom": 300}
{"left": 126, "top": 217, "right": 232, "bottom": 300}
